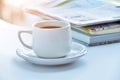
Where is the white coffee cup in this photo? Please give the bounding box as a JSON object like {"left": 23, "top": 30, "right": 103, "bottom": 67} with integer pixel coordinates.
{"left": 18, "top": 20, "right": 72, "bottom": 58}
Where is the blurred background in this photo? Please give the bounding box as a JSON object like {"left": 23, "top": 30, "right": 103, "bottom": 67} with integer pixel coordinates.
{"left": 0, "top": 0, "right": 44, "bottom": 26}
{"left": 0, "top": 0, "right": 120, "bottom": 26}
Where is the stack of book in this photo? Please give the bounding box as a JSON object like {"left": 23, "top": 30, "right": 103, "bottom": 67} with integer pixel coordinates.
{"left": 71, "top": 22, "right": 120, "bottom": 46}
{"left": 25, "top": 0, "right": 120, "bottom": 46}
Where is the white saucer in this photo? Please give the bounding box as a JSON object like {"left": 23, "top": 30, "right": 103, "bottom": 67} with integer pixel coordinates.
{"left": 16, "top": 42, "right": 87, "bottom": 66}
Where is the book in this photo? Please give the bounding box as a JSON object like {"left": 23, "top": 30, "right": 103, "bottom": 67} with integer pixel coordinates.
{"left": 72, "top": 21, "right": 120, "bottom": 35}
{"left": 25, "top": 0, "right": 120, "bottom": 26}
{"left": 72, "top": 27, "right": 120, "bottom": 46}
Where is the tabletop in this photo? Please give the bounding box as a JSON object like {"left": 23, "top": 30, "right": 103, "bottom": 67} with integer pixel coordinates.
{"left": 0, "top": 19, "right": 120, "bottom": 80}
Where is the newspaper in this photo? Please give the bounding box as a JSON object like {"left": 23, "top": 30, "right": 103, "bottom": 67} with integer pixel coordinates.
{"left": 104, "top": 0, "right": 120, "bottom": 5}
{"left": 26, "top": 0, "right": 120, "bottom": 26}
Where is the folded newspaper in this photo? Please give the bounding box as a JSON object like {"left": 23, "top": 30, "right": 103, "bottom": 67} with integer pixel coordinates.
{"left": 104, "top": 0, "right": 120, "bottom": 5}
{"left": 25, "top": 0, "right": 120, "bottom": 26}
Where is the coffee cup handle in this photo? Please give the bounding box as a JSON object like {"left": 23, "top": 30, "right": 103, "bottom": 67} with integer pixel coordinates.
{"left": 18, "top": 31, "right": 32, "bottom": 49}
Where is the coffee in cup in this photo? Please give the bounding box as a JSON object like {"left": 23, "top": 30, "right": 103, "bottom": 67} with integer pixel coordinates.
{"left": 18, "top": 20, "right": 72, "bottom": 58}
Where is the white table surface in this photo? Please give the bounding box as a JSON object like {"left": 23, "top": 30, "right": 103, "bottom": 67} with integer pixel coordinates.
{"left": 0, "top": 19, "right": 120, "bottom": 80}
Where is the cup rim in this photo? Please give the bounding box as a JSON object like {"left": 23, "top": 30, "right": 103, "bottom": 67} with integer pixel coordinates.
{"left": 32, "top": 20, "right": 71, "bottom": 30}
